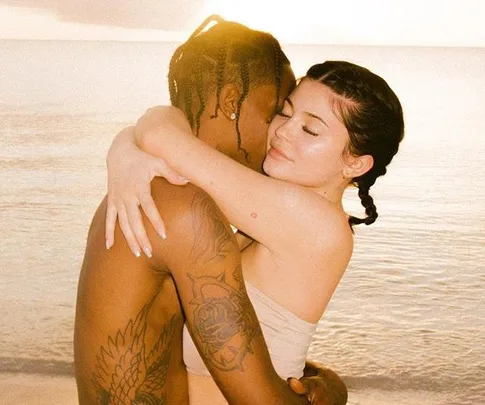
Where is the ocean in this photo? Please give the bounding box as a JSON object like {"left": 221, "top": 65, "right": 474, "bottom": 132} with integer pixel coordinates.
{"left": 0, "top": 40, "right": 484, "bottom": 405}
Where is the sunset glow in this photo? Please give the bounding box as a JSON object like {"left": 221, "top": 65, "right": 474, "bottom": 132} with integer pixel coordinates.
{"left": 0, "top": 0, "right": 484, "bottom": 46}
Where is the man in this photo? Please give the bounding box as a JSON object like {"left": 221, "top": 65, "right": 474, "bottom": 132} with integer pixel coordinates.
{"left": 74, "top": 16, "right": 347, "bottom": 405}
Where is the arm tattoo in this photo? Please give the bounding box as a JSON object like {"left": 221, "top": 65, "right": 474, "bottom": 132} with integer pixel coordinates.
{"left": 186, "top": 191, "right": 261, "bottom": 372}
{"left": 91, "top": 299, "right": 179, "bottom": 404}
{"left": 187, "top": 265, "right": 260, "bottom": 372}
{"left": 190, "top": 191, "right": 232, "bottom": 263}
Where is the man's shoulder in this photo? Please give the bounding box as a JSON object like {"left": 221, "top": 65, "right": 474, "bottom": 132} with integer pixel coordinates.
{"left": 150, "top": 178, "right": 222, "bottom": 226}
{"left": 149, "top": 179, "right": 236, "bottom": 270}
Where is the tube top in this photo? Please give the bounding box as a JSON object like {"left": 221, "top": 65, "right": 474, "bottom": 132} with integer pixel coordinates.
{"left": 183, "top": 281, "right": 317, "bottom": 379}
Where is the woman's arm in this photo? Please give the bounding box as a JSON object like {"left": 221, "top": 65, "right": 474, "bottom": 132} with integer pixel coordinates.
{"left": 105, "top": 126, "right": 188, "bottom": 256}
{"left": 136, "top": 106, "right": 330, "bottom": 252}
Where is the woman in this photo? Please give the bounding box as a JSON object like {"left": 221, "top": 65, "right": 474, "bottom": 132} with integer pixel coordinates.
{"left": 106, "top": 21, "right": 404, "bottom": 405}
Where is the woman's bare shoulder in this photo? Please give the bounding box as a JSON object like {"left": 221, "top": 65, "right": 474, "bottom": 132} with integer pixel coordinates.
{"left": 290, "top": 187, "right": 353, "bottom": 248}
{"left": 290, "top": 191, "right": 354, "bottom": 278}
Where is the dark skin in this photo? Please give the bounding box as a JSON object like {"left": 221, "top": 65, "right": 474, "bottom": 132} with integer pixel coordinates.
{"left": 74, "top": 193, "right": 189, "bottom": 404}
{"left": 76, "top": 68, "right": 348, "bottom": 404}
{"left": 289, "top": 361, "right": 348, "bottom": 405}
{"left": 74, "top": 178, "right": 309, "bottom": 404}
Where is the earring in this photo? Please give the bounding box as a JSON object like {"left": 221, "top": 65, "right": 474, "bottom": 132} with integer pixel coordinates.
{"left": 230, "top": 112, "right": 237, "bottom": 121}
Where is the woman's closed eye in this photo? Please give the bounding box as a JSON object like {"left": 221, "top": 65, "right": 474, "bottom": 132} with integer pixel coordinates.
{"left": 302, "top": 125, "right": 319, "bottom": 136}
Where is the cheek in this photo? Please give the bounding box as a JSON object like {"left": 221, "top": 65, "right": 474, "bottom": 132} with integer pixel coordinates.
{"left": 243, "top": 110, "right": 270, "bottom": 148}
{"left": 238, "top": 116, "right": 270, "bottom": 171}
{"left": 245, "top": 121, "right": 269, "bottom": 150}
{"left": 297, "top": 139, "right": 345, "bottom": 171}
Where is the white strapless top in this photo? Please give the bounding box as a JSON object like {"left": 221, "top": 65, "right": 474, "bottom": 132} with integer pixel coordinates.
{"left": 183, "top": 281, "right": 317, "bottom": 379}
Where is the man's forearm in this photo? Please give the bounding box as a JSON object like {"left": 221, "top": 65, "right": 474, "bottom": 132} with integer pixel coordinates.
{"left": 163, "top": 189, "right": 307, "bottom": 404}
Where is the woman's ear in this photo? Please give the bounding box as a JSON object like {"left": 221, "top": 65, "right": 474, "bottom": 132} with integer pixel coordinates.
{"left": 345, "top": 154, "right": 374, "bottom": 179}
{"left": 218, "top": 83, "right": 241, "bottom": 121}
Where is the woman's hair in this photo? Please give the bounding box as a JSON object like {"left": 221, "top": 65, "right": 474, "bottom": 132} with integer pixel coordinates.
{"left": 168, "top": 15, "right": 290, "bottom": 157}
{"left": 306, "top": 61, "right": 405, "bottom": 227}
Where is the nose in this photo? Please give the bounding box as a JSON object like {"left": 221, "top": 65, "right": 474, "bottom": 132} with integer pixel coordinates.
{"left": 275, "top": 116, "right": 297, "bottom": 141}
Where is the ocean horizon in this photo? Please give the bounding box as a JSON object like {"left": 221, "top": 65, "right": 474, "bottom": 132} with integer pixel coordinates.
{"left": 1, "top": 40, "right": 484, "bottom": 405}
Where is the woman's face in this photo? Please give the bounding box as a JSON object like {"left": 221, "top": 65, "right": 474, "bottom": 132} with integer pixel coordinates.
{"left": 263, "top": 79, "right": 352, "bottom": 189}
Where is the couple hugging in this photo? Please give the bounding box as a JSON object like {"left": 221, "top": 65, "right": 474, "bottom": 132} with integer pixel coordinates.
{"left": 74, "top": 15, "right": 404, "bottom": 405}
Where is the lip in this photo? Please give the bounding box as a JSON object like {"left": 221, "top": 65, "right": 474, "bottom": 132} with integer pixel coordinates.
{"left": 268, "top": 145, "right": 292, "bottom": 161}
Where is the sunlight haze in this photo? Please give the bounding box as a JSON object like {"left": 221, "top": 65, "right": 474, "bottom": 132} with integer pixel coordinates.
{"left": 0, "top": 0, "right": 484, "bottom": 46}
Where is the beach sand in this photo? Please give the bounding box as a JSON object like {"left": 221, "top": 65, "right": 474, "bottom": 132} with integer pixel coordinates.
{"left": 0, "top": 373, "right": 78, "bottom": 405}
{"left": 0, "top": 372, "right": 452, "bottom": 405}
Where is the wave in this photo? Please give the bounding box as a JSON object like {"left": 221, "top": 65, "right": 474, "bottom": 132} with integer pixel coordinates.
{"left": 0, "top": 357, "right": 74, "bottom": 376}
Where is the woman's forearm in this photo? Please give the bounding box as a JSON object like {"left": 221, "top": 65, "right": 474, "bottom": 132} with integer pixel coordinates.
{"left": 134, "top": 106, "right": 305, "bottom": 249}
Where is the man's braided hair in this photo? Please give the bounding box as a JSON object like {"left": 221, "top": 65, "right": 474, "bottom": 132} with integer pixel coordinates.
{"left": 168, "top": 15, "right": 290, "bottom": 158}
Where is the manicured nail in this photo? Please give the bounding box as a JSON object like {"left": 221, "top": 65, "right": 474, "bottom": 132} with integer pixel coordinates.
{"left": 106, "top": 241, "right": 111, "bottom": 250}
{"left": 134, "top": 249, "right": 141, "bottom": 258}
{"left": 144, "top": 247, "right": 152, "bottom": 258}
{"left": 158, "top": 228, "right": 167, "bottom": 239}
{"left": 180, "top": 177, "right": 189, "bottom": 183}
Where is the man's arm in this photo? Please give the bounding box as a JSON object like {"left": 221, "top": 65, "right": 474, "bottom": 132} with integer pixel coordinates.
{"left": 149, "top": 179, "right": 307, "bottom": 405}
{"left": 74, "top": 197, "right": 188, "bottom": 405}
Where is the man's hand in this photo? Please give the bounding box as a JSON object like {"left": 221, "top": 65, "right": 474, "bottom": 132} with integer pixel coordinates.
{"left": 288, "top": 360, "right": 348, "bottom": 405}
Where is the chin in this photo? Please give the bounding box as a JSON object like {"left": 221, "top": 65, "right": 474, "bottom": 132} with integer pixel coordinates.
{"left": 262, "top": 158, "right": 286, "bottom": 180}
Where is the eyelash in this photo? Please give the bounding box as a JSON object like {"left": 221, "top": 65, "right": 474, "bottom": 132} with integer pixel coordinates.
{"left": 303, "top": 126, "right": 318, "bottom": 137}
{"left": 276, "top": 110, "right": 319, "bottom": 137}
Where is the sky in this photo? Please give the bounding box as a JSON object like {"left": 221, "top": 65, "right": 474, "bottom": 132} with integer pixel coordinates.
{"left": 0, "top": 0, "right": 484, "bottom": 47}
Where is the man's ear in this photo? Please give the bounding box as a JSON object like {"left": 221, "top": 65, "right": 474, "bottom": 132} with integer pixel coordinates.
{"left": 344, "top": 154, "right": 374, "bottom": 179}
{"left": 218, "top": 83, "right": 241, "bottom": 120}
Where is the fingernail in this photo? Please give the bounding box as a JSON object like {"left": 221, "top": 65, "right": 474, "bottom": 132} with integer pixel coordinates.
{"left": 106, "top": 241, "right": 111, "bottom": 250}
{"left": 180, "top": 177, "right": 189, "bottom": 183}
{"left": 134, "top": 249, "right": 141, "bottom": 258}
{"left": 158, "top": 229, "right": 167, "bottom": 239}
{"left": 144, "top": 247, "right": 152, "bottom": 258}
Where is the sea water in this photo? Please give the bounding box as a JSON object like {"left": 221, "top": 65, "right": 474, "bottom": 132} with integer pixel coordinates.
{"left": 1, "top": 40, "right": 484, "bottom": 404}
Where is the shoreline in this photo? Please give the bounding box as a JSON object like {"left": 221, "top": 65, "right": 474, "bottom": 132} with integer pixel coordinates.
{"left": 0, "top": 372, "right": 454, "bottom": 405}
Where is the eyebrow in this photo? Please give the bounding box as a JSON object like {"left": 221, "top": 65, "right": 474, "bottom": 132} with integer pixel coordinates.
{"left": 285, "top": 98, "right": 329, "bottom": 128}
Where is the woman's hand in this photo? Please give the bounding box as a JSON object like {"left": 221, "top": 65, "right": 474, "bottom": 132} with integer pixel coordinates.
{"left": 105, "top": 126, "right": 188, "bottom": 258}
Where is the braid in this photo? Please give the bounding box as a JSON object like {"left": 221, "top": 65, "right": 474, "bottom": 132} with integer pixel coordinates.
{"left": 273, "top": 43, "right": 282, "bottom": 107}
{"left": 168, "top": 45, "right": 184, "bottom": 106}
{"left": 235, "top": 59, "right": 250, "bottom": 159}
{"left": 306, "top": 61, "right": 404, "bottom": 229}
{"left": 349, "top": 181, "right": 378, "bottom": 226}
{"left": 187, "top": 14, "right": 224, "bottom": 41}
{"left": 167, "top": 15, "right": 291, "bottom": 164}
{"left": 212, "top": 40, "right": 228, "bottom": 118}
{"left": 184, "top": 78, "right": 194, "bottom": 128}
{"left": 194, "top": 49, "right": 205, "bottom": 136}
{"left": 169, "top": 14, "right": 224, "bottom": 108}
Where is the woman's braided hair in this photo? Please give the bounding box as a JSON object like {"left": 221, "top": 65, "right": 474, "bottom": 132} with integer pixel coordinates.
{"left": 306, "top": 61, "right": 405, "bottom": 227}
{"left": 168, "top": 15, "right": 290, "bottom": 158}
